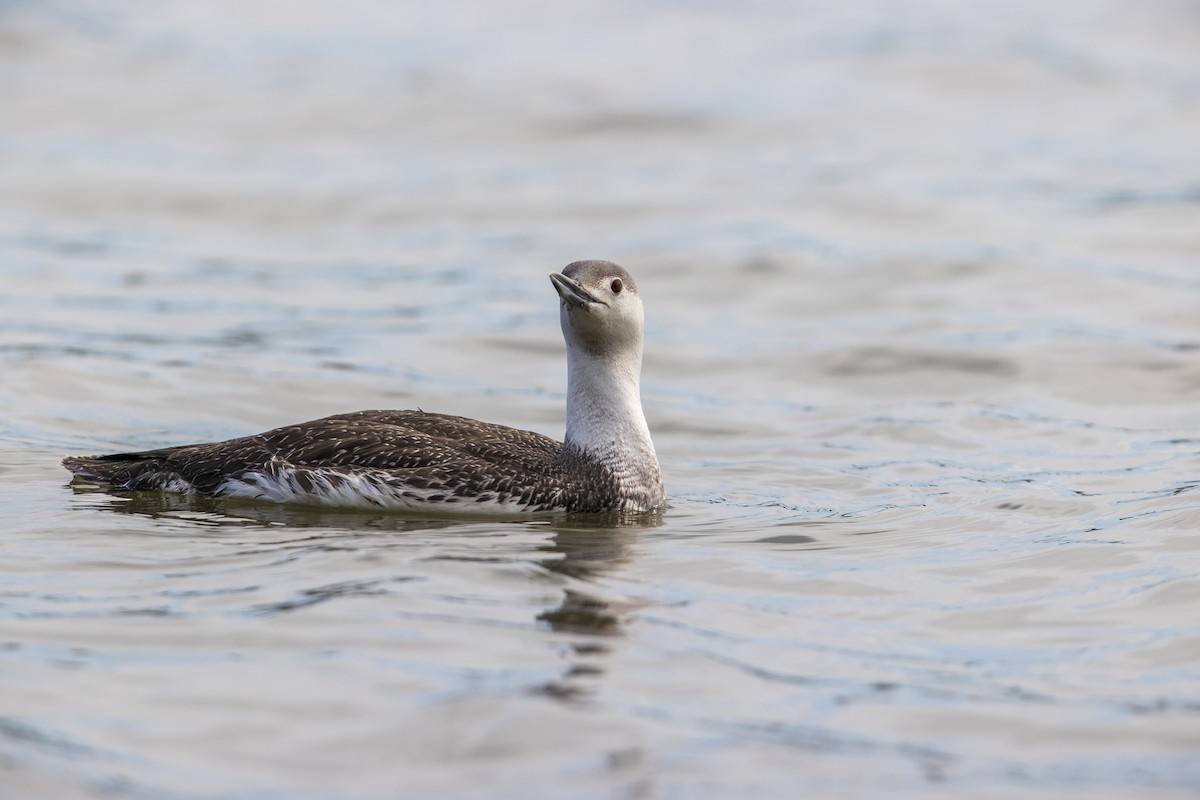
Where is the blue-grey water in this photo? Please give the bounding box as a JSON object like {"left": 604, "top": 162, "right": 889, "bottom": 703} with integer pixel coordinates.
{"left": 2, "top": 1, "right": 1199, "bottom": 798}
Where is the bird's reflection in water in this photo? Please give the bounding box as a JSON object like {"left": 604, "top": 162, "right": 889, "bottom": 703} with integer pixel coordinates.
{"left": 69, "top": 483, "right": 661, "bottom": 703}
{"left": 533, "top": 516, "right": 661, "bottom": 703}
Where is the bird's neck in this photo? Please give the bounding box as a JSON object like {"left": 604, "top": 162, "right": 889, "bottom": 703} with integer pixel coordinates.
{"left": 564, "top": 346, "right": 662, "bottom": 500}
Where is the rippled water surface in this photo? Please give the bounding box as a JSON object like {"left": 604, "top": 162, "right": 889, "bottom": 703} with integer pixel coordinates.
{"left": 2, "top": 1, "right": 1199, "bottom": 798}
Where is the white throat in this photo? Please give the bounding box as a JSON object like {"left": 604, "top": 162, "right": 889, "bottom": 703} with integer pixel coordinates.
{"left": 562, "top": 332, "right": 662, "bottom": 501}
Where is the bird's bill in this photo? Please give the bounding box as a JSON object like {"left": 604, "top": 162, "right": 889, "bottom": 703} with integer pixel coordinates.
{"left": 549, "top": 272, "right": 601, "bottom": 307}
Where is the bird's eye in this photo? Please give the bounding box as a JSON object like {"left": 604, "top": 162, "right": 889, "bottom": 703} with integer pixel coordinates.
{"left": 610, "top": 278, "right": 623, "bottom": 294}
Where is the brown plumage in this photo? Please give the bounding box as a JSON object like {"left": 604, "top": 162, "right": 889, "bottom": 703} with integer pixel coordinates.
{"left": 64, "top": 410, "right": 625, "bottom": 512}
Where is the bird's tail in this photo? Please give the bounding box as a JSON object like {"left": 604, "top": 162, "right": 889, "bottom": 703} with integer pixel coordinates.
{"left": 62, "top": 450, "right": 189, "bottom": 491}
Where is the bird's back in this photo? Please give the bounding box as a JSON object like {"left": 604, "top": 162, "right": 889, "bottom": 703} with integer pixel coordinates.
{"left": 64, "top": 410, "right": 624, "bottom": 513}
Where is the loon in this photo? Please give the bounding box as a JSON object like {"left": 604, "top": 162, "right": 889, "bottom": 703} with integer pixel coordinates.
{"left": 63, "top": 260, "right": 665, "bottom": 514}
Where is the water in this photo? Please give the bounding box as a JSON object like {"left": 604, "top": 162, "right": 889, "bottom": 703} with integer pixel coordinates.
{"left": 2, "top": 0, "right": 1199, "bottom": 797}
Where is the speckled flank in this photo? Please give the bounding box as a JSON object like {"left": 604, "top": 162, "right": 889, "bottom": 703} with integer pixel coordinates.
{"left": 64, "top": 410, "right": 643, "bottom": 513}
{"left": 63, "top": 262, "right": 666, "bottom": 514}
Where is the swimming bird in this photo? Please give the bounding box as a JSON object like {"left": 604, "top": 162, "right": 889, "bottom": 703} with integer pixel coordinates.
{"left": 63, "top": 260, "right": 665, "bottom": 514}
